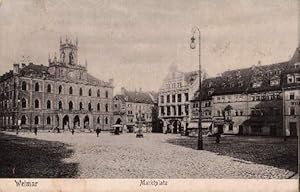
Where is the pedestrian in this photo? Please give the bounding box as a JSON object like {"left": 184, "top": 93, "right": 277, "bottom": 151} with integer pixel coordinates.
{"left": 216, "top": 132, "right": 220, "bottom": 143}
{"left": 34, "top": 127, "right": 37, "bottom": 136}
{"left": 96, "top": 127, "right": 101, "bottom": 137}
{"left": 71, "top": 128, "right": 75, "bottom": 135}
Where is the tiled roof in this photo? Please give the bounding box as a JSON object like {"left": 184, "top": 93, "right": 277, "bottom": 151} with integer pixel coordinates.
{"left": 191, "top": 48, "right": 300, "bottom": 101}
{"left": 122, "top": 88, "right": 154, "bottom": 104}
{"left": 20, "top": 63, "right": 50, "bottom": 77}
{"left": 114, "top": 94, "right": 126, "bottom": 102}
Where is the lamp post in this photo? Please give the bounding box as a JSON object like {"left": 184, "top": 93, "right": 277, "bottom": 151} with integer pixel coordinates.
{"left": 190, "top": 26, "right": 203, "bottom": 150}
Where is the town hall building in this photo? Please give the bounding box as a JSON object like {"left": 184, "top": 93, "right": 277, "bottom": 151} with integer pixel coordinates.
{"left": 0, "top": 37, "right": 114, "bottom": 132}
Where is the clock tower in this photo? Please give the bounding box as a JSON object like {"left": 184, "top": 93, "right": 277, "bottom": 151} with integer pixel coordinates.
{"left": 59, "top": 36, "right": 78, "bottom": 66}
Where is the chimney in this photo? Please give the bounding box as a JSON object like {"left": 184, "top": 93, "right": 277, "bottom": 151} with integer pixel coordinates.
{"left": 13, "top": 64, "right": 20, "bottom": 74}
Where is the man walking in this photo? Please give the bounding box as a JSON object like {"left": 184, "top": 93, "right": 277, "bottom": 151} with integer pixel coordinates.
{"left": 96, "top": 127, "right": 101, "bottom": 137}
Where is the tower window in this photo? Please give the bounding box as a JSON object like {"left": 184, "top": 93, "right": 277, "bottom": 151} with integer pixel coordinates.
{"left": 69, "top": 87, "right": 73, "bottom": 95}
{"left": 79, "top": 102, "right": 83, "bottom": 110}
{"left": 47, "top": 100, "right": 51, "bottom": 109}
{"left": 97, "top": 89, "right": 100, "bottom": 97}
{"left": 22, "top": 81, "right": 27, "bottom": 91}
{"left": 47, "top": 84, "right": 51, "bottom": 93}
{"left": 88, "top": 102, "right": 92, "bottom": 111}
{"left": 79, "top": 88, "right": 83, "bottom": 96}
{"left": 97, "top": 117, "right": 100, "bottom": 124}
{"left": 89, "top": 89, "right": 92, "bottom": 96}
{"left": 58, "top": 101, "right": 63, "bottom": 109}
{"left": 69, "top": 101, "right": 73, "bottom": 111}
{"left": 47, "top": 116, "right": 51, "bottom": 125}
{"left": 21, "top": 98, "right": 26, "bottom": 108}
{"left": 35, "top": 99, "right": 39, "bottom": 108}
{"left": 59, "top": 85, "right": 63, "bottom": 94}
{"left": 105, "top": 90, "right": 108, "bottom": 98}
{"left": 34, "top": 116, "right": 39, "bottom": 125}
{"left": 105, "top": 104, "right": 108, "bottom": 112}
{"left": 35, "top": 83, "right": 40, "bottom": 92}
{"left": 97, "top": 103, "right": 100, "bottom": 111}
{"left": 105, "top": 117, "right": 108, "bottom": 124}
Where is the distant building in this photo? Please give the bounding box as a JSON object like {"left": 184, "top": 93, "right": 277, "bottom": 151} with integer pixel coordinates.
{"left": 0, "top": 37, "right": 114, "bottom": 131}
{"left": 158, "top": 63, "right": 199, "bottom": 133}
{"left": 190, "top": 48, "right": 300, "bottom": 137}
{"left": 113, "top": 87, "right": 157, "bottom": 132}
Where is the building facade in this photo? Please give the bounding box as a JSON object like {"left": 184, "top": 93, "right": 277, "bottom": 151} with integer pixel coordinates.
{"left": 189, "top": 48, "right": 300, "bottom": 137}
{"left": 113, "top": 87, "right": 157, "bottom": 132}
{"left": 158, "top": 63, "right": 198, "bottom": 133}
{"left": 0, "top": 37, "right": 114, "bottom": 131}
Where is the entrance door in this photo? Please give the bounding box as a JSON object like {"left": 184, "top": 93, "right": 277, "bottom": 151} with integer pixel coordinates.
{"left": 238, "top": 125, "right": 243, "bottom": 135}
{"left": 289, "top": 122, "right": 297, "bottom": 137}
{"left": 270, "top": 125, "right": 277, "bottom": 136}
{"left": 217, "top": 125, "right": 224, "bottom": 134}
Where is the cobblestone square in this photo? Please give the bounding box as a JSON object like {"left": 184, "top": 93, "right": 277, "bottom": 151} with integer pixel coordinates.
{"left": 0, "top": 132, "right": 298, "bottom": 179}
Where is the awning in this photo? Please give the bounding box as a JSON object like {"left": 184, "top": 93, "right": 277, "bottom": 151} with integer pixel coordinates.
{"left": 187, "top": 122, "right": 212, "bottom": 129}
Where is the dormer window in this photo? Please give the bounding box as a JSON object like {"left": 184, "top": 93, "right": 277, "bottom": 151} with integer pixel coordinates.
{"left": 295, "top": 74, "right": 300, "bottom": 83}
{"left": 270, "top": 78, "right": 280, "bottom": 86}
{"left": 287, "top": 75, "right": 294, "bottom": 84}
{"left": 230, "top": 83, "right": 234, "bottom": 88}
{"left": 208, "top": 82, "right": 213, "bottom": 88}
{"left": 294, "top": 62, "right": 300, "bottom": 68}
{"left": 252, "top": 81, "right": 262, "bottom": 88}
{"left": 238, "top": 81, "right": 243, "bottom": 87}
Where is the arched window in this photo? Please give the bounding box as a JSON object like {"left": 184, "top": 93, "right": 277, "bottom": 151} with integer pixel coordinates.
{"left": 88, "top": 89, "right": 92, "bottom": 96}
{"left": 79, "top": 88, "right": 83, "bottom": 96}
{"left": 105, "top": 104, "right": 108, "bottom": 112}
{"left": 69, "top": 101, "right": 73, "bottom": 111}
{"left": 88, "top": 102, "right": 92, "bottom": 111}
{"left": 105, "top": 90, "right": 108, "bottom": 98}
{"left": 35, "top": 82, "right": 39, "bottom": 92}
{"left": 47, "top": 84, "right": 51, "bottom": 93}
{"left": 21, "top": 115, "right": 26, "bottom": 125}
{"left": 58, "top": 101, "right": 62, "bottom": 109}
{"left": 97, "top": 103, "right": 100, "bottom": 111}
{"left": 46, "top": 116, "right": 51, "bottom": 125}
{"left": 105, "top": 117, "right": 108, "bottom": 124}
{"left": 22, "top": 81, "right": 27, "bottom": 91}
{"left": 21, "top": 98, "right": 26, "bottom": 108}
{"left": 47, "top": 100, "right": 51, "bottom": 109}
{"left": 97, "top": 89, "right": 100, "bottom": 97}
{"left": 69, "top": 87, "right": 73, "bottom": 95}
{"left": 34, "top": 116, "right": 39, "bottom": 125}
{"left": 79, "top": 102, "right": 83, "bottom": 110}
{"left": 59, "top": 85, "right": 63, "bottom": 94}
{"left": 97, "top": 117, "right": 100, "bottom": 124}
{"left": 35, "top": 99, "right": 39, "bottom": 108}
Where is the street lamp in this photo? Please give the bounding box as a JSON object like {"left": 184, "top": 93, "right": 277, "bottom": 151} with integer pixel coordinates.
{"left": 136, "top": 110, "right": 143, "bottom": 138}
{"left": 190, "top": 26, "right": 203, "bottom": 150}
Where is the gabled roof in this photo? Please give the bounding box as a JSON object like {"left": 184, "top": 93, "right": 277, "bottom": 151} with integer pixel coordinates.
{"left": 120, "top": 88, "right": 154, "bottom": 104}
{"left": 191, "top": 48, "right": 299, "bottom": 101}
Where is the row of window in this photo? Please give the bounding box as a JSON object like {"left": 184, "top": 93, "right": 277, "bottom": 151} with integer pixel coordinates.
{"left": 21, "top": 82, "right": 109, "bottom": 98}
{"left": 19, "top": 116, "right": 110, "bottom": 125}
{"left": 160, "top": 93, "right": 189, "bottom": 104}
{"left": 160, "top": 105, "right": 189, "bottom": 116}
{"left": 20, "top": 99, "right": 110, "bottom": 112}
{"left": 287, "top": 74, "right": 300, "bottom": 84}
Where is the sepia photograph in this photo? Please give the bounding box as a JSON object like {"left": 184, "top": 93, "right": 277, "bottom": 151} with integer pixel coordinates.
{"left": 0, "top": 0, "right": 299, "bottom": 191}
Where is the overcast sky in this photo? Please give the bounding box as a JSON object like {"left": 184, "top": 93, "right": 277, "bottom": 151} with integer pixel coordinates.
{"left": 0, "top": 0, "right": 298, "bottom": 93}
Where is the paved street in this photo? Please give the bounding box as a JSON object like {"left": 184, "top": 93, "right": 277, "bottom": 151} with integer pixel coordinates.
{"left": 0, "top": 131, "right": 298, "bottom": 179}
